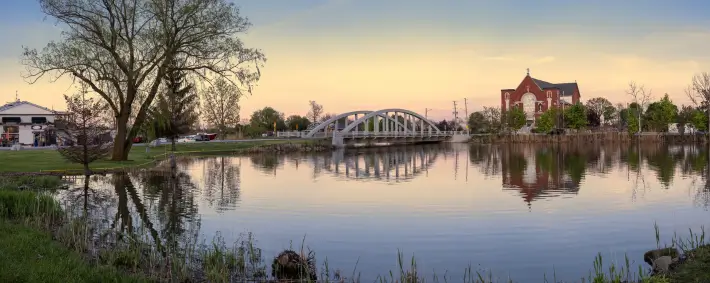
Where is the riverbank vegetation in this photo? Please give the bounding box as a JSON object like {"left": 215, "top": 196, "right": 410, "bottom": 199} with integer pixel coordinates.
{"left": 0, "top": 179, "right": 707, "bottom": 282}
{"left": 0, "top": 140, "right": 321, "bottom": 173}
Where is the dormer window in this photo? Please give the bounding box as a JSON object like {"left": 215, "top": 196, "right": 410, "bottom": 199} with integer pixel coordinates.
{"left": 31, "top": 117, "right": 47, "bottom": 124}
{"left": 1, "top": 117, "right": 20, "bottom": 124}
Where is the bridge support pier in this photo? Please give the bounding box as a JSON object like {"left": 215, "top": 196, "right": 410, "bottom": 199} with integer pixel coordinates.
{"left": 332, "top": 132, "right": 345, "bottom": 148}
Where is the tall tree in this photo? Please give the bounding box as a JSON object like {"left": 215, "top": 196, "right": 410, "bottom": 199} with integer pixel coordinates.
{"left": 202, "top": 78, "right": 242, "bottom": 139}
{"left": 57, "top": 84, "right": 112, "bottom": 176}
{"left": 285, "top": 115, "right": 311, "bottom": 131}
{"left": 585, "top": 97, "right": 614, "bottom": 125}
{"left": 686, "top": 72, "right": 710, "bottom": 134}
{"left": 150, "top": 60, "right": 198, "bottom": 151}
{"left": 467, "top": 112, "right": 488, "bottom": 133}
{"left": 626, "top": 81, "right": 653, "bottom": 133}
{"left": 307, "top": 101, "right": 323, "bottom": 124}
{"left": 22, "top": 0, "right": 265, "bottom": 160}
{"left": 505, "top": 107, "right": 526, "bottom": 131}
{"left": 644, "top": 94, "right": 678, "bottom": 132}
{"left": 536, "top": 108, "right": 557, "bottom": 133}
{"left": 564, "top": 103, "right": 588, "bottom": 130}
{"left": 250, "top": 107, "right": 286, "bottom": 131}
{"left": 677, "top": 105, "right": 696, "bottom": 134}
{"left": 482, "top": 106, "right": 502, "bottom": 133}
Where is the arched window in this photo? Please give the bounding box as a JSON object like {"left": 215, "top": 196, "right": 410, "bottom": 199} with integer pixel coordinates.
{"left": 546, "top": 91, "right": 552, "bottom": 98}
{"left": 505, "top": 92, "right": 510, "bottom": 99}
{"left": 539, "top": 104, "right": 543, "bottom": 112}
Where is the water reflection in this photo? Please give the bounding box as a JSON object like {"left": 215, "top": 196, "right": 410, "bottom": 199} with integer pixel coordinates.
{"left": 55, "top": 143, "right": 710, "bottom": 282}
{"left": 322, "top": 146, "right": 442, "bottom": 182}
{"left": 202, "top": 157, "right": 242, "bottom": 211}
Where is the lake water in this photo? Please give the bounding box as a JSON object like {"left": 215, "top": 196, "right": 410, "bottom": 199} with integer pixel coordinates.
{"left": 58, "top": 143, "right": 710, "bottom": 282}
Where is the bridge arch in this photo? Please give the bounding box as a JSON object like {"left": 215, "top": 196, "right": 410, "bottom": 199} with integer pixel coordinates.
{"left": 340, "top": 108, "right": 441, "bottom": 134}
{"left": 304, "top": 110, "right": 371, "bottom": 138}
{"left": 304, "top": 110, "right": 412, "bottom": 138}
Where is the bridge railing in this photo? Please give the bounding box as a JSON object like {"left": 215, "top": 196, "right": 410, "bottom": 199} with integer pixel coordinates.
{"left": 275, "top": 130, "right": 468, "bottom": 139}
{"left": 342, "top": 131, "right": 464, "bottom": 138}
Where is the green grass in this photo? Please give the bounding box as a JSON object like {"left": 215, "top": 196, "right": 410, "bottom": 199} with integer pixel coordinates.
{"left": 0, "top": 221, "right": 151, "bottom": 283}
{"left": 667, "top": 245, "right": 710, "bottom": 283}
{"left": 0, "top": 139, "right": 312, "bottom": 173}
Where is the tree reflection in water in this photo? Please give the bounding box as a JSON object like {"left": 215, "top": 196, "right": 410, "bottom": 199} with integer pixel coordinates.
{"left": 203, "top": 156, "right": 242, "bottom": 212}
{"left": 467, "top": 143, "right": 710, "bottom": 209}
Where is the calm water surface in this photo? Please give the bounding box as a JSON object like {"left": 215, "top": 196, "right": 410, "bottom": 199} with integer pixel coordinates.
{"left": 59, "top": 143, "right": 710, "bottom": 282}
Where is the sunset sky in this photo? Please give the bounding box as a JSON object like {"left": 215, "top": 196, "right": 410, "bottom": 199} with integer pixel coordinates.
{"left": 1, "top": 0, "right": 709, "bottom": 121}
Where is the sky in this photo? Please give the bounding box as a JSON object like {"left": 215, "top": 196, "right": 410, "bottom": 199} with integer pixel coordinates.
{"left": 1, "top": 0, "right": 710, "bottom": 121}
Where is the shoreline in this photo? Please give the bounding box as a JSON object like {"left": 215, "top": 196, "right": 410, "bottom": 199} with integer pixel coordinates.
{"left": 468, "top": 132, "right": 710, "bottom": 144}
{"left": 0, "top": 139, "right": 332, "bottom": 175}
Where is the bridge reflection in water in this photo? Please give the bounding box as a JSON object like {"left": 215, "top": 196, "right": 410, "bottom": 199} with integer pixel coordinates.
{"left": 311, "top": 145, "right": 443, "bottom": 182}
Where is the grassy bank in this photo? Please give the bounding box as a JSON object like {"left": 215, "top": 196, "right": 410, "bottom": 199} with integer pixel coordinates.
{"left": 0, "top": 139, "right": 314, "bottom": 173}
{"left": 0, "top": 184, "right": 707, "bottom": 282}
{"left": 0, "top": 189, "right": 149, "bottom": 282}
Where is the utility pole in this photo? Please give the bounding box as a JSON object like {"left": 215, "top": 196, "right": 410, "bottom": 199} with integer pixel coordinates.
{"left": 463, "top": 98, "right": 469, "bottom": 133}
{"left": 425, "top": 108, "right": 432, "bottom": 119}
{"left": 452, "top": 101, "right": 459, "bottom": 130}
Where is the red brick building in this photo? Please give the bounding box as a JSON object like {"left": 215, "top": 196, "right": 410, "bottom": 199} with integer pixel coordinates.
{"left": 500, "top": 70, "right": 581, "bottom": 124}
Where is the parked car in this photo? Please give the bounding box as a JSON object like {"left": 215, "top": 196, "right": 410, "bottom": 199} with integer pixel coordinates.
{"left": 194, "top": 134, "right": 210, "bottom": 141}
{"left": 177, "top": 136, "right": 196, "bottom": 143}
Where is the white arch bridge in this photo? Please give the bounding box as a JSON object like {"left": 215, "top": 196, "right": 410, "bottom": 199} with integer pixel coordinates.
{"left": 276, "top": 108, "right": 469, "bottom": 147}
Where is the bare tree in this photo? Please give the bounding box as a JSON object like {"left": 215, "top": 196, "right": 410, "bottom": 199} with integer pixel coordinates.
{"left": 686, "top": 72, "right": 710, "bottom": 132}
{"left": 320, "top": 113, "right": 337, "bottom": 123}
{"left": 626, "top": 81, "right": 653, "bottom": 133}
{"left": 57, "top": 84, "right": 112, "bottom": 176}
{"left": 307, "top": 100, "right": 323, "bottom": 124}
{"left": 22, "top": 0, "right": 265, "bottom": 161}
{"left": 201, "top": 78, "right": 241, "bottom": 139}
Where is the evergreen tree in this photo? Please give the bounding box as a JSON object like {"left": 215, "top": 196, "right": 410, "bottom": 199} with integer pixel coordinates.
{"left": 150, "top": 60, "right": 199, "bottom": 151}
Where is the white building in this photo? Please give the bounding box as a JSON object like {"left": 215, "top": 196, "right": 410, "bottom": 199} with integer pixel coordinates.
{"left": 0, "top": 100, "right": 65, "bottom": 146}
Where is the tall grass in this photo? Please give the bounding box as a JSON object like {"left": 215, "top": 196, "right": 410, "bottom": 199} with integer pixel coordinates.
{"left": 0, "top": 190, "right": 63, "bottom": 226}
{"left": 0, "top": 175, "right": 64, "bottom": 191}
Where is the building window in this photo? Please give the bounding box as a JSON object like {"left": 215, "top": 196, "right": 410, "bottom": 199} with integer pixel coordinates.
{"left": 521, "top": 93, "right": 536, "bottom": 118}
{"left": 31, "top": 117, "right": 47, "bottom": 124}
{"left": 1, "top": 117, "right": 21, "bottom": 124}
{"left": 539, "top": 104, "right": 543, "bottom": 112}
{"left": 1, "top": 125, "right": 19, "bottom": 145}
{"left": 505, "top": 92, "right": 510, "bottom": 99}
{"left": 546, "top": 91, "right": 552, "bottom": 98}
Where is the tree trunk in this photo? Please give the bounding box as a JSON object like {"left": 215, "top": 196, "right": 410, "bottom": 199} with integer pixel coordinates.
{"left": 83, "top": 162, "right": 91, "bottom": 177}
{"left": 171, "top": 137, "right": 176, "bottom": 152}
{"left": 111, "top": 114, "right": 129, "bottom": 160}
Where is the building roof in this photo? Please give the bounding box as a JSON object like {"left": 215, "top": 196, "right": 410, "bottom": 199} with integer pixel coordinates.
{"left": 531, "top": 78, "right": 578, "bottom": 97}
{"left": 0, "top": 100, "right": 63, "bottom": 114}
